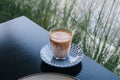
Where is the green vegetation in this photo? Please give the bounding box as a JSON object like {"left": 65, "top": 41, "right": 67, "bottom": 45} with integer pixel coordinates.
{"left": 0, "top": 0, "right": 120, "bottom": 76}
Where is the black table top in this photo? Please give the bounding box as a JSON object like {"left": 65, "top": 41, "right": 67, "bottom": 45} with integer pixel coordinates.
{"left": 0, "top": 16, "right": 119, "bottom": 80}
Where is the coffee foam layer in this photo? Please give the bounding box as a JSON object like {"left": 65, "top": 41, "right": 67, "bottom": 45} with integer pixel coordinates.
{"left": 50, "top": 30, "right": 72, "bottom": 42}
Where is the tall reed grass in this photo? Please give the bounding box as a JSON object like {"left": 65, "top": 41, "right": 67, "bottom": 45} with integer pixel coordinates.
{"left": 0, "top": 0, "right": 120, "bottom": 76}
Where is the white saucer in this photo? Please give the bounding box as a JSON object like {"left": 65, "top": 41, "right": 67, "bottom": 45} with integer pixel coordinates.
{"left": 40, "top": 43, "right": 84, "bottom": 68}
{"left": 18, "top": 73, "right": 79, "bottom": 80}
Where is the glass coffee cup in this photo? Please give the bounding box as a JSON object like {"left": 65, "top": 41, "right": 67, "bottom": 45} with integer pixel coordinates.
{"left": 49, "top": 27, "right": 73, "bottom": 59}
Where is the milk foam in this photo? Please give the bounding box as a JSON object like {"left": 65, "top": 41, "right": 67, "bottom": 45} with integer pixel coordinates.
{"left": 50, "top": 30, "right": 72, "bottom": 42}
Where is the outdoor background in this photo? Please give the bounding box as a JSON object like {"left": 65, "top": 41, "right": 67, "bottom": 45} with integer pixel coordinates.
{"left": 0, "top": 0, "right": 120, "bottom": 76}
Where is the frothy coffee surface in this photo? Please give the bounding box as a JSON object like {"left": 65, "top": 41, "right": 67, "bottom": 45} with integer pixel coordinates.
{"left": 50, "top": 30, "right": 72, "bottom": 42}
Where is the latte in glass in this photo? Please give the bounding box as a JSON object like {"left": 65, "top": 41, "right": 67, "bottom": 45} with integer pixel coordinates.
{"left": 49, "top": 29, "right": 73, "bottom": 59}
